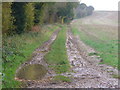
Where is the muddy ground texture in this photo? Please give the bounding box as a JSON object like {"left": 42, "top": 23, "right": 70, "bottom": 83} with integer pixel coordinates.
{"left": 15, "top": 25, "right": 119, "bottom": 88}
{"left": 15, "top": 29, "right": 60, "bottom": 83}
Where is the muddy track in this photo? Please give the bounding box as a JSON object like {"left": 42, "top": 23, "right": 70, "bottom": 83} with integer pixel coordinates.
{"left": 29, "top": 26, "right": 118, "bottom": 88}
{"left": 15, "top": 26, "right": 119, "bottom": 88}
{"left": 66, "top": 27, "right": 118, "bottom": 88}
{"left": 15, "top": 29, "right": 60, "bottom": 87}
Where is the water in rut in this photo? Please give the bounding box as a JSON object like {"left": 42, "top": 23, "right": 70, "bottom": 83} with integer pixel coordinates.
{"left": 16, "top": 64, "right": 47, "bottom": 80}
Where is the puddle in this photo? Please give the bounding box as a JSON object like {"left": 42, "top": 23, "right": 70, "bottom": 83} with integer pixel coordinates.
{"left": 16, "top": 64, "right": 47, "bottom": 80}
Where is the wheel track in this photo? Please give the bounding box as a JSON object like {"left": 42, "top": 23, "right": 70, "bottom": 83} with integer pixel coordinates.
{"left": 65, "top": 26, "right": 119, "bottom": 88}
{"left": 15, "top": 28, "right": 61, "bottom": 87}
{"left": 15, "top": 26, "right": 119, "bottom": 88}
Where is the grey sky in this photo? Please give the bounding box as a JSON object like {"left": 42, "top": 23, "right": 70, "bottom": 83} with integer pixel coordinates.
{"left": 80, "top": 0, "right": 119, "bottom": 11}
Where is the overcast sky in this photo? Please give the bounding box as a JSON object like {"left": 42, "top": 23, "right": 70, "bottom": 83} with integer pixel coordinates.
{"left": 80, "top": 0, "right": 119, "bottom": 11}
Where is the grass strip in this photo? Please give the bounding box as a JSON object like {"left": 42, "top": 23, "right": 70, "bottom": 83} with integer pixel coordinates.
{"left": 53, "top": 75, "right": 71, "bottom": 83}
{"left": 45, "top": 25, "right": 70, "bottom": 74}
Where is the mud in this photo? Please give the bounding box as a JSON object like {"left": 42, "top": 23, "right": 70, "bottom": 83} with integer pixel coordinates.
{"left": 65, "top": 28, "right": 118, "bottom": 88}
{"left": 15, "top": 25, "right": 119, "bottom": 88}
{"left": 15, "top": 29, "right": 60, "bottom": 84}
{"left": 26, "top": 27, "right": 119, "bottom": 88}
{"left": 16, "top": 64, "right": 47, "bottom": 80}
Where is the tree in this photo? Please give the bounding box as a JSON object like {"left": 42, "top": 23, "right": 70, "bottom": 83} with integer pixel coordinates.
{"left": 87, "top": 6, "right": 94, "bottom": 15}
{"left": 79, "top": 3, "right": 87, "bottom": 10}
{"left": 74, "top": 3, "right": 94, "bottom": 18}
{"left": 11, "top": 2, "right": 35, "bottom": 34}
{"left": 47, "top": 2, "right": 57, "bottom": 23}
{"left": 2, "top": 3, "right": 14, "bottom": 35}
{"left": 3, "top": 2, "right": 80, "bottom": 35}
{"left": 24, "top": 3, "right": 34, "bottom": 31}
{"left": 57, "top": 2, "right": 79, "bottom": 24}
{"left": 34, "top": 3, "right": 47, "bottom": 25}
{"left": 11, "top": 2, "right": 27, "bottom": 34}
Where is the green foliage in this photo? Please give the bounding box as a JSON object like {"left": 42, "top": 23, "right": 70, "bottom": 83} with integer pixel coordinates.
{"left": 112, "top": 74, "right": 120, "bottom": 79}
{"left": 88, "top": 52, "right": 98, "bottom": 56}
{"left": 2, "top": 3, "right": 14, "bottom": 34}
{"left": 11, "top": 2, "right": 35, "bottom": 34}
{"left": 34, "top": 3, "right": 45, "bottom": 24}
{"left": 3, "top": 2, "right": 80, "bottom": 34}
{"left": 57, "top": 2, "right": 79, "bottom": 23}
{"left": 39, "top": 4, "right": 47, "bottom": 25}
{"left": 11, "top": 2, "right": 27, "bottom": 34}
{"left": 34, "top": 2, "right": 59, "bottom": 24}
{"left": 47, "top": 3, "right": 57, "bottom": 23}
{"left": 53, "top": 75, "right": 71, "bottom": 82}
{"left": 24, "top": 3, "right": 34, "bottom": 31}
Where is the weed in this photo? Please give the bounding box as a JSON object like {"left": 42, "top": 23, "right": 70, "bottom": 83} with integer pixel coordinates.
{"left": 88, "top": 52, "right": 98, "bottom": 56}
{"left": 112, "top": 74, "right": 120, "bottom": 79}
{"left": 53, "top": 75, "right": 71, "bottom": 82}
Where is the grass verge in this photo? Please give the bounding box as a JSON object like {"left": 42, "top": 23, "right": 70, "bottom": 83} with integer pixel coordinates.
{"left": 45, "top": 25, "right": 70, "bottom": 74}
{"left": 2, "top": 25, "right": 58, "bottom": 88}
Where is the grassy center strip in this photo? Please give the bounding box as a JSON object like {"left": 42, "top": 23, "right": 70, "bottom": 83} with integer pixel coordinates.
{"left": 45, "top": 25, "right": 70, "bottom": 74}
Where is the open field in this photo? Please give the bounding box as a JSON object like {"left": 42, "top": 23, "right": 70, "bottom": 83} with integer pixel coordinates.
{"left": 71, "top": 11, "right": 118, "bottom": 68}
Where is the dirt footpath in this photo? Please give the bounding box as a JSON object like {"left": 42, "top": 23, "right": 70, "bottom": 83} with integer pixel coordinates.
{"left": 65, "top": 28, "right": 118, "bottom": 88}
{"left": 15, "top": 29, "right": 60, "bottom": 87}
{"left": 27, "top": 27, "right": 118, "bottom": 88}
{"left": 15, "top": 25, "right": 119, "bottom": 88}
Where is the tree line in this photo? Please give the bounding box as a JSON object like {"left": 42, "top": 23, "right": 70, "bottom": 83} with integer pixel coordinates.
{"left": 2, "top": 2, "right": 94, "bottom": 35}
{"left": 2, "top": 2, "right": 78, "bottom": 35}
{"left": 74, "top": 3, "right": 94, "bottom": 18}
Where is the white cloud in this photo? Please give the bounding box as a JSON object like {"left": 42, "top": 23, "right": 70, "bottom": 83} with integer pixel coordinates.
{"left": 80, "top": 0, "right": 119, "bottom": 11}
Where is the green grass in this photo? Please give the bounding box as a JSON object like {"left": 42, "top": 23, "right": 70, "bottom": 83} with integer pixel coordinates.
{"left": 71, "top": 27, "right": 118, "bottom": 69}
{"left": 53, "top": 75, "right": 71, "bottom": 82}
{"left": 2, "top": 25, "right": 59, "bottom": 88}
{"left": 88, "top": 52, "right": 99, "bottom": 56}
{"left": 112, "top": 74, "right": 120, "bottom": 79}
{"left": 45, "top": 25, "right": 70, "bottom": 74}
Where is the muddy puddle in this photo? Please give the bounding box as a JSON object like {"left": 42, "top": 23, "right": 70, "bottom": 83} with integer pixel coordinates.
{"left": 16, "top": 64, "right": 47, "bottom": 81}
